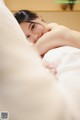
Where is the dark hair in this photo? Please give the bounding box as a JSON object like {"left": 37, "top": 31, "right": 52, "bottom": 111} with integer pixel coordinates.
{"left": 14, "top": 10, "right": 39, "bottom": 24}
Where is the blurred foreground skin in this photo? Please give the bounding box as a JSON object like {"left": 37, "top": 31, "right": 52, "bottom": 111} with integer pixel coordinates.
{"left": 0, "top": 1, "right": 80, "bottom": 120}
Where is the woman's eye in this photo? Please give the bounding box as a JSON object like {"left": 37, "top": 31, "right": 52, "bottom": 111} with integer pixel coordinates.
{"left": 31, "top": 24, "right": 35, "bottom": 30}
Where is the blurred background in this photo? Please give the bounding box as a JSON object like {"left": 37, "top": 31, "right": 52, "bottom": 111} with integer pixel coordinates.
{"left": 4, "top": 0, "right": 80, "bottom": 31}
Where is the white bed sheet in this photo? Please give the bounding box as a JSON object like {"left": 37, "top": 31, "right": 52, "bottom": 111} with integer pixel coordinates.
{"left": 43, "top": 46, "right": 80, "bottom": 117}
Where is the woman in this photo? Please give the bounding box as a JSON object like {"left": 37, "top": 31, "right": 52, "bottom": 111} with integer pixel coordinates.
{"left": 14, "top": 10, "right": 80, "bottom": 73}
{"left": 14, "top": 10, "right": 80, "bottom": 56}
{"left": 14, "top": 10, "right": 80, "bottom": 74}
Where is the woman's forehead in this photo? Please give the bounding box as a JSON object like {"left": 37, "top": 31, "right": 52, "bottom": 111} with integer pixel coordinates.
{"left": 20, "top": 22, "right": 30, "bottom": 28}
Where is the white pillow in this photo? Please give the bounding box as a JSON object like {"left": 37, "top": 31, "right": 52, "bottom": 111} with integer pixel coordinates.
{"left": 0, "top": 2, "right": 67, "bottom": 120}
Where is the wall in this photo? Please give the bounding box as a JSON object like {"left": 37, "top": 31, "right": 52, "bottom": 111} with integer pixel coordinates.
{"left": 4, "top": 0, "right": 80, "bottom": 11}
{"left": 4, "top": 0, "right": 80, "bottom": 31}
{"left": 37, "top": 11, "right": 80, "bottom": 31}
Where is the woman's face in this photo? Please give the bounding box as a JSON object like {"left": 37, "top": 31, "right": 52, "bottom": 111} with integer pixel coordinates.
{"left": 20, "top": 18, "right": 49, "bottom": 44}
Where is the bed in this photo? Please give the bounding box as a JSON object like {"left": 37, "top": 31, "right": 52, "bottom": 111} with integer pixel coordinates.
{"left": 0, "top": 0, "right": 80, "bottom": 120}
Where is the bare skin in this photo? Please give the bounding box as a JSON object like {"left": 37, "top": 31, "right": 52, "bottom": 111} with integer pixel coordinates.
{"left": 34, "top": 23, "right": 80, "bottom": 56}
